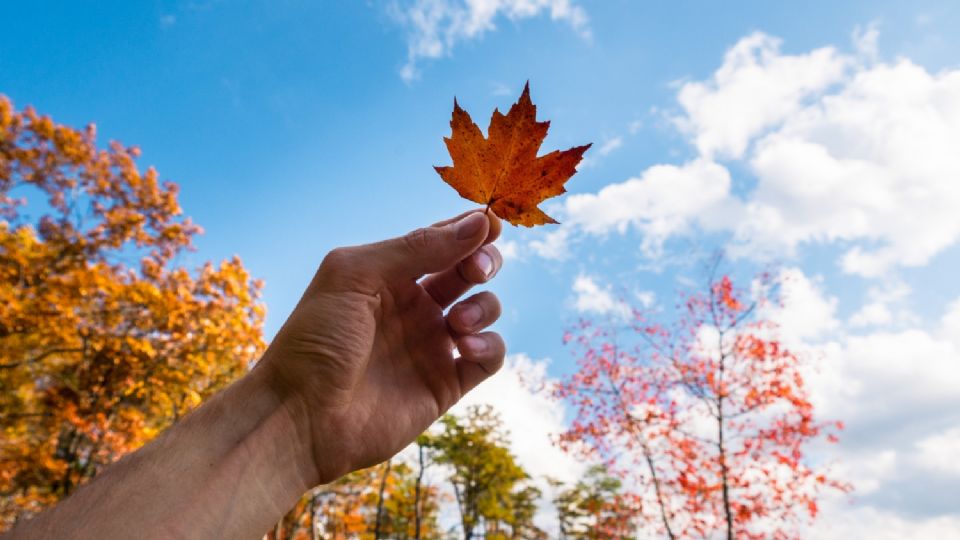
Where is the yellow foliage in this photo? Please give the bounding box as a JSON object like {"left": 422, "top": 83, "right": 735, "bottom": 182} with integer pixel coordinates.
{"left": 0, "top": 95, "right": 266, "bottom": 530}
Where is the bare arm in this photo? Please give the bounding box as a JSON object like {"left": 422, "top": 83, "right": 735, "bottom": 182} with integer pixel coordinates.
{"left": 6, "top": 210, "right": 505, "bottom": 539}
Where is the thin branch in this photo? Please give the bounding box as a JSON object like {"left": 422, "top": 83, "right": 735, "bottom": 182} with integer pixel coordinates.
{"left": 0, "top": 347, "right": 84, "bottom": 369}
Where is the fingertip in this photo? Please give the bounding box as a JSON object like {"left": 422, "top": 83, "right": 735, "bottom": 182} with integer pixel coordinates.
{"left": 484, "top": 210, "right": 502, "bottom": 245}
{"left": 456, "top": 332, "right": 506, "bottom": 394}
{"left": 455, "top": 212, "right": 489, "bottom": 241}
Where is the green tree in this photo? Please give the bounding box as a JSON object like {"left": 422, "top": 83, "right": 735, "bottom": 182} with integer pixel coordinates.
{"left": 552, "top": 466, "right": 636, "bottom": 539}
{"left": 500, "top": 484, "right": 547, "bottom": 540}
{"left": 424, "top": 405, "right": 537, "bottom": 540}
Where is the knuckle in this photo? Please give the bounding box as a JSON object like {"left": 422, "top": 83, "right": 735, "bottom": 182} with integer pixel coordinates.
{"left": 319, "top": 247, "right": 355, "bottom": 276}
{"left": 403, "top": 227, "right": 438, "bottom": 254}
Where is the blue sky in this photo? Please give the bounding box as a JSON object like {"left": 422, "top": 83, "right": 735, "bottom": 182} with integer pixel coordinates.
{"left": 4, "top": 1, "right": 960, "bottom": 535}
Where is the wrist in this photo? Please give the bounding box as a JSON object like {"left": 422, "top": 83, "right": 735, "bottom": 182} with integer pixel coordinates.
{"left": 249, "top": 360, "right": 327, "bottom": 487}
{"left": 255, "top": 353, "right": 362, "bottom": 485}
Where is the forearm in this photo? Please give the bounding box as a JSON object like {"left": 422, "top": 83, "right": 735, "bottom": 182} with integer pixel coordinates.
{"left": 6, "top": 364, "right": 318, "bottom": 540}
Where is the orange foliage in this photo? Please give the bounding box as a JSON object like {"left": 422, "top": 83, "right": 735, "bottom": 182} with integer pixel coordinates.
{"left": 435, "top": 82, "right": 591, "bottom": 227}
{"left": 0, "top": 95, "right": 266, "bottom": 530}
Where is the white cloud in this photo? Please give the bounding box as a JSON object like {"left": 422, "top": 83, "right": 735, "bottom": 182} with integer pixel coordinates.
{"left": 736, "top": 58, "right": 960, "bottom": 275}
{"left": 849, "top": 301, "right": 893, "bottom": 327}
{"left": 753, "top": 268, "right": 960, "bottom": 531}
{"left": 528, "top": 226, "right": 571, "bottom": 260}
{"left": 914, "top": 427, "right": 960, "bottom": 477}
{"left": 596, "top": 136, "right": 623, "bottom": 156}
{"left": 578, "top": 136, "right": 623, "bottom": 168}
{"left": 852, "top": 22, "right": 880, "bottom": 61}
{"left": 529, "top": 30, "right": 960, "bottom": 277}
{"left": 849, "top": 281, "right": 915, "bottom": 328}
{"left": 829, "top": 449, "right": 897, "bottom": 496}
{"left": 810, "top": 503, "right": 960, "bottom": 540}
{"left": 560, "top": 159, "right": 733, "bottom": 258}
{"left": 813, "top": 329, "right": 960, "bottom": 437}
{"left": 763, "top": 267, "right": 839, "bottom": 344}
{"left": 389, "top": 0, "right": 589, "bottom": 81}
{"left": 570, "top": 274, "right": 631, "bottom": 320}
{"left": 633, "top": 289, "right": 655, "bottom": 308}
{"left": 940, "top": 296, "right": 960, "bottom": 349}
{"left": 496, "top": 239, "right": 521, "bottom": 260}
{"left": 674, "top": 32, "right": 849, "bottom": 160}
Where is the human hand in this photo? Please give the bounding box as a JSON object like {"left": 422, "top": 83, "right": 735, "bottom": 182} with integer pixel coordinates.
{"left": 260, "top": 210, "right": 505, "bottom": 484}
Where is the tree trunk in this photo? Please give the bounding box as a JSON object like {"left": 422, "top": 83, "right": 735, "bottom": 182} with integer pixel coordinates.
{"left": 415, "top": 443, "right": 425, "bottom": 540}
{"left": 718, "top": 394, "right": 734, "bottom": 540}
{"left": 605, "top": 369, "right": 676, "bottom": 540}
{"left": 716, "top": 321, "right": 734, "bottom": 540}
{"left": 310, "top": 490, "right": 319, "bottom": 540}
{"left": 374, "top": 459, "right": 392, "bottom": 539}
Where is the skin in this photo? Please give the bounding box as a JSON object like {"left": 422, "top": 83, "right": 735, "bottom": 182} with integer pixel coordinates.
{"left": 5, "top": 210, "right": 506, "bottom": 540}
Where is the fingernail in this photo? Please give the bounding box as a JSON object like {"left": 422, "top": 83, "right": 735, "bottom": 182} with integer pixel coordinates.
{"left": 456, "top": 212, "right": 486, "bottom": 240}
{"left": 461, "top": 335, "right": 488, "bottom": 354}
{"left": 458, "top": 302, "right": 483, "bottom": 328}
{"left": 474, "top": 250, "right": 495, "bottom": 277}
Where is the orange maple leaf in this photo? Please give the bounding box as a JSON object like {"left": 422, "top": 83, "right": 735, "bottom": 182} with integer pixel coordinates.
{"left": 435, "top": 82, "right": 592, "bottom": 227}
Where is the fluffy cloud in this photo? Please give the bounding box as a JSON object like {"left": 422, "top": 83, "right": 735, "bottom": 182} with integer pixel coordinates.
{"left": 914, "top": 427, "right": 960, "bottom": 477}
{"left": 552, "top": 159, "right": 733, "bottom": 258}
{"left": 674, "top": 33, "right": 848, "bottom": 160}
{"left": 848, "top": 281, "right": 915, "bottom": 328}
{"left": 735, "top": 57, "right": 960, "bottom": 275}
{"left": 389, "top": 0, "right": 589, "bottom": 81}
{"left": 764, "top": 271, "right": 960, "bottom": 530}
{"left": 940, "top": 297, "right": 960, "bottom": 349}
{"left": 535, "top": 30, "right": 960, "bottom": 277}
{"left": 763, "top": 267, "right": 839, "bottom": 344}
{"left": 810, "top": 504, "right": 960, "bottom": 540}
{"left": 569, "top": 274, "right": 632, "bottom": 319}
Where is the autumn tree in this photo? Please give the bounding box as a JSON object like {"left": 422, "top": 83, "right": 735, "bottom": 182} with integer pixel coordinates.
{"left": 366, "top": 461, "right": 442, "bottom": 540}
{"left": 423, "top": 405, "right": 543, "bottom": 540}
{"left": 550, "top": 465, "right": 637, "bottom": 539}
{"left": 555, "top": 269, "right": 849, "bottom": 539}
{"left": 267, "top": 469, "right": 374, "bottom": 540}
{"left": 0, "top": 96, "right": 266, "bottom": 530}
{"left": 265, "top": 459, "right": 442, "bottom": 540}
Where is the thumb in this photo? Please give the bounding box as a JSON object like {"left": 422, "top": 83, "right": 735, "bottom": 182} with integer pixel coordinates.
{"left": 363, "top": 212, "right": 490, "bottom": 281}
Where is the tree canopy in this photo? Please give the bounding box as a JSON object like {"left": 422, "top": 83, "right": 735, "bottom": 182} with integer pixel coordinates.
{"left": 0, "top": 96, "right": 266, "bottom": 529}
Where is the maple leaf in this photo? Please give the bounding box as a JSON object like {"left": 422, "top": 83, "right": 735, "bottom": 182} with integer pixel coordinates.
{"left": 435, "top": 82, "right": 591, "bottom": 227}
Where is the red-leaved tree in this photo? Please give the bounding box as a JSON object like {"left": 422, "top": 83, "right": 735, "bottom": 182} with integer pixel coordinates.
{"left": 554, "top": 270, "right": 849, "bottom": 539}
